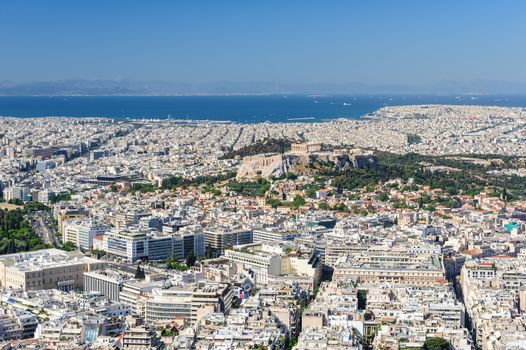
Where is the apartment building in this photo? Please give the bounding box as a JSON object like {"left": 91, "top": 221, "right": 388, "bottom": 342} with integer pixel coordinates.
{"left": 63, "top": 219, "right": 109, "bottom": 251}
{"left": 225, "top": 248, "right": 282, "bottom": 285}
{"left": 120, "top": 280, "right": 162, "bottom": 316}
{"left": 225, "top": 243, "right": 320, "bottom": 285}
{"left": 204, "top": 229, "right": 253, "bottom": 255}
{"left": 252, "top": 229, "right": 301, "bottom": 244}
{"left": 0, "top": 308, "right": 38, "bottom": 341}
{"left": 333, "top": 247, "right": 445, "bottom": 286}
{"left": 145, "top": 282, "right": 233, "bottom": 326}
{"left": 103, "top": 230, "right": 149, "bottom": 262}
{"left": 122, "top": 325, "right": 163, "bottom": 350}
{"left": 84, "top": 269, "right": 134, "bottom": 301}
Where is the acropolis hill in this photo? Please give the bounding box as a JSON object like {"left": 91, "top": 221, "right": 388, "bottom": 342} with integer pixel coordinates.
{"left": 236, "top": 143, "right": 378, "bottom": 180}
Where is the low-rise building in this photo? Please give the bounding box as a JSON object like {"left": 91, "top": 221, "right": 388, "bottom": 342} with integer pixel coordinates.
{"left": 0, "top": 249, "right": 106, "bottom": 291}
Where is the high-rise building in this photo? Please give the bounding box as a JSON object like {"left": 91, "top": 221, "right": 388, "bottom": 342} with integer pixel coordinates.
{"left": 148, "top": 235, "right": 177, "bottom": 261}
{"left": 103, "top": 230, "right": 148, "bottom": 262}
{"left": 182, "top": 232, "right": 205, "bottom": 258}
{"left": 102, "top": 228, "right": 202, "bottom": 262}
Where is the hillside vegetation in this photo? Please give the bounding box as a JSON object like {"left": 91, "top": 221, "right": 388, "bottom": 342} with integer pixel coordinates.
{"left": 221, "top": 138, "right": 292, "bottom": 159}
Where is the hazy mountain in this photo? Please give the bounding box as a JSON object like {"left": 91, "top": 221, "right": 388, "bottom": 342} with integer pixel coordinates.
{"left": 0, "top": 79, "right": 525, "bottom": 96}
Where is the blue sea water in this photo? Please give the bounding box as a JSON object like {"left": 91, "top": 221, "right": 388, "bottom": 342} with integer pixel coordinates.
{"left": 0, "top": 95, "right": 525, "bottom": 123}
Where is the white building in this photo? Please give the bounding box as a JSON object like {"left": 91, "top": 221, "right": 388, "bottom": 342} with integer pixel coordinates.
{"left": 84, "top": 269, "right": 134, "bottom": 301}
{"left": 103, "top": 230, "right": 148, "bottom": 262}
{"left": 63, "top": 219, "right": 109, "bottom": 251}
{"left": 145, "top": 282, "right": 233, "bottom": 326}
{"left": 4, "top": 186, "right": 30, "bottom": 202}
{"left": 225, "top": 248, "right": 282, "bottom": 285}
{"left": 102, "top": 229, "right": 193, "bottom": 262}
{"left": 253, "top": 229, "right": 301, "bottom": 244}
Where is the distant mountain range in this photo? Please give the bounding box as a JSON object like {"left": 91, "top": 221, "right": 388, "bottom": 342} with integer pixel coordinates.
{"left": 1, "top": 79, "right": 526, "bottom": 96}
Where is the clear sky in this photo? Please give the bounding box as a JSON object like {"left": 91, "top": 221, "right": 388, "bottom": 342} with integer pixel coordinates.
{"left": 1, "top": 0, "right": 525, "bottom": 85}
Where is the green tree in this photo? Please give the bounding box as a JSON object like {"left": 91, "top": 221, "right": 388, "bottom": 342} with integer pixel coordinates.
{"left": 135, "top": 264, "right": 145, "bottom": 279}
{"left": 407, "top": 133, "right": 422, "bottom": 145}
{"left": 423, "top": 337, "right": 451, "bottom": 350}
{"left": 60, "top": 241, "right": 76, "bottom": 252}
{"left": 357, "top": 289, "right": 367, "bottom": 310}
{"left": 130, "top": 183, "right": 157, "bottom": 194}
{"left": 186, "top": 250, "right": 197, "bottom": 267}
{"left": 502, "top": 187, "right": 509, "bottom": 203}
{"left": 205, "top": 245, "right": 215, "bottom": 259}
{"left": 286, "top": 337, "right": 298, "bottom": 350}
{"left": 318, "top": 201, "right": 330, "bottom": 210}
{"left": 378, "top": 192, "right": 389, "bottom": 202}
{"left": 50, "top": 193, "right": 72, "bottom": 204}
{"left": 220, "top": 138, "right": 292, "bottom": 159}
{"left": 292, "top": 195, "right": 306, "bottom": 207}
{"left": 286, "top": 172, "right": 297, "bottom": 180}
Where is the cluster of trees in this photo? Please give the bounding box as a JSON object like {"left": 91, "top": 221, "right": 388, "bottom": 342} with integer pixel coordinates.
{"left": 165, "top": 251, "right": 198, "bottom": 271}
{"left": 91, "top": 249, "right": 106, "bottom": 259}
{"left": 24, "top": 202, "right": 50, "bottom": 212}
{"left": 60, "top": 241, "right": 76, "bottom": 252}
{"left": 357, "top": 289, "right": 368, "bottom": 310}
{"left": 165, "top": 258, "right": 189, "bottom": 271}
{"left": 0, "top": 208, "right": 49, "bottom": 254}
{"left": 417, "top": 195, "right": 462, "bottom": 211}
{"left": 186, "top": 251, "right": 197, "bottom": 267}
{"left": 298, "top": 176, "right": 328, "bottom": 198}
{"left": 407, "top": 133, "right": 422, "bottom": 145}
{"left": 221, "top": 138, "right": 292, "bottom": 159}
{"left": 228, "top": 178, "right": 270, "bottom": 197}
{"left": 318, "top": 201, "right": 349, "bottom": 212}
{"left": 127, "top": 172, "right": 237, "bottom": 194}
{"left": 50, "top": 192, "right": 72, "bottom": 203}
{"left": 130, "top": 183, "right": 157, "bottom": 194}
{"left": 160, "top": 324, "right": 178, "bottom": 337}
{"left": 162, "top": 172, "right": 236, "bottom": 190}
{"left": 201, "top": 185, "right": 222, "bottom": 196}
{"left": 135, "top": 264, "right": 146, "bottom": 279}
{"left": 423, "top": 337, "right": 451, "bottom": 350}
{"left": 377, "top": 192, "right": 389, "bottom": 201}
{"left": 328, "top": 152, "right": 526, "bottom": 198}
{"left": 266, "top": 194, "right": 306, "bottom": 208}
{"left": 270, "top": 172, "right": 298, "bottom": 181}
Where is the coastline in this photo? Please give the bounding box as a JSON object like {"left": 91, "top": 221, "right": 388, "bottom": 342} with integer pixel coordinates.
{"left": 0, "top": 95, "right": 525, "bottom": 123}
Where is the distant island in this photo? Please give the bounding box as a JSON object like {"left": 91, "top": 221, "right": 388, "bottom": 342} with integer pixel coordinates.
{"left": 2, "top": 79, "right": 526, "bottom": 96}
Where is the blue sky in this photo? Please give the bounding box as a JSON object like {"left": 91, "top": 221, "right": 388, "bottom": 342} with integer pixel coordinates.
{"left": 1, "top": 0, "right": 525, "bottom": 85}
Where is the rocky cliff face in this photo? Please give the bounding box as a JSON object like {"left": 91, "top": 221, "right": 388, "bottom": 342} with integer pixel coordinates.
{"left": 236, "top": 151, "right": 378, "bottom": 180}
{"left": 236, "top": 154, "right": 293, "bottom": 180}
{"left": 345, "top": 155, "right": 379, "bottom": 170}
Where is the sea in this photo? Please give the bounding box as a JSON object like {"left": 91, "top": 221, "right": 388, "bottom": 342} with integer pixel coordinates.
{"left": 1, "top": 95, "right": 525, "bottom": 123}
